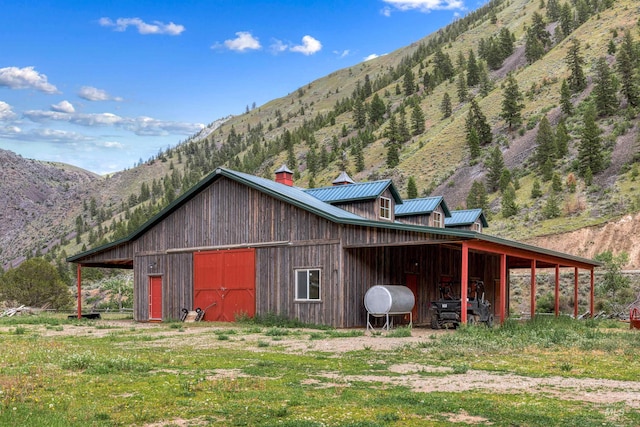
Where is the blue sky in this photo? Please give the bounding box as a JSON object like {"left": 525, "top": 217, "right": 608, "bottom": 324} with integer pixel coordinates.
{"left": 0, "top": 0, "right": 472, "bottom": 175}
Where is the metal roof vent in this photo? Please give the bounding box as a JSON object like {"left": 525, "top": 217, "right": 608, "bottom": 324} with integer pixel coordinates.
{"left": 275, "top": 164, "right": 294, "bottom": 186}
{"left": 332, "top": 171, "right": 355, "bottom": 186}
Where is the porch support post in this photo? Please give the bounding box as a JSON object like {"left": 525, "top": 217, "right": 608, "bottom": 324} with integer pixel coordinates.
{"left": 530, "top": 259, "right": 537, "bottom": 319}
{"left": 554, "top": 264, "right": 560, "bottom": 317}
{"left": 574, "top": 267, "right": 579, "bottom": 318}
{"left": 76, "top": 264, "right": 82, "bottom": 319}
{"left": 461, "top": 242, "right": 469, "bottom": 325}
{"left": 500, "top": 253, "right": 507, "bottom": 324}
{"left": 590, "top": 268, "right": 595, "bottom": 317}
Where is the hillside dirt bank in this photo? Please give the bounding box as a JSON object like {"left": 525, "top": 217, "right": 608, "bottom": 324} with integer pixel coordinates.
{"left": 524, "top": 212, "right": 640, "bottom": 269}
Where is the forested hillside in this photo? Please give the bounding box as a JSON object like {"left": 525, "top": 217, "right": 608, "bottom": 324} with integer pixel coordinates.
{"left": 1, "top": 0, "right": 639, "bottom": 272}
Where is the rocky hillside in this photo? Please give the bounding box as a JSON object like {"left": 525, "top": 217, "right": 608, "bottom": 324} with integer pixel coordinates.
{"left": 1, "top": 0, "right": 640, "bottom": 271}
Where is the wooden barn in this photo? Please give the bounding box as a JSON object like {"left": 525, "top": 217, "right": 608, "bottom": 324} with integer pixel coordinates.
{"left": 68, "top": 167, "right": 600, "bottom": 327}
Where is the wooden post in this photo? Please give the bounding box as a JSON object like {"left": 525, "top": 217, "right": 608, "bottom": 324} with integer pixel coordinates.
{"left": 77, "top": 264, "right": 82, "bottom": 319}
{"left": 530, "top": 260, "right": 536, "bottom": 319}
{"left": 461, "top": 242, "right": 468, "bottom": 325}
{"left": 574, "top": 267, "right": 579, "bottom": 318}
{"left": 554, "top": 264, "right": 560, "bottom": 317}
{"left": 500, "top": 253, "right": 507, "bottom": 324}
{"left": 590, "top": 268, "right": 595, "bottom": 317}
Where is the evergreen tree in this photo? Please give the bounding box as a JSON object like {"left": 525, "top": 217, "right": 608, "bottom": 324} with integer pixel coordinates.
{"left": 578, "top": 104, "right": 605, "bottom": 176}
{"left": 466, "top": 99, "right": 492, "bottom": 145}
{"left": 456, "top": 73, "right": 468, "bottom": 103}
{"left": 466, "top": 180, "right": 488, "bottom": 210}
{"left": 499, "top": 169, "right": 512, "bottom": 192}
{"left": 353, "top": 97, "right": 367, "bottom": 128}
{"left": 542, "top": 158, "right": 554, "bottom": 182}
{"left": 558, "top": 2, "right": 573, "bottom": 39}
{"left": 433, "top": 48, "right": 455, "bottom": 81}
{"left": 525, "top": 12, "right": 550, "bottom": 63}
{"left": 369, "top": 93, "right": 386, "bottom": 125}
{"left": 593, "top": 57, "right": 618, "bottom": 117}
{"left": 478, "top": 61, "right": 494, "bottom": 97}
{"left": 407, "top": 177, "right": 418, "bottom": 199}
{"left": 566, "top": 38, "right": 587, "bottom": 93}
{"left": 616, "top": 30, "right": 639, "bottom": 107}
{"left": 531, "top": 178, "right": 543, "bottom": 198}
{"left": 542, "top": 191, "right": 561, "bottom": 219}
{"left": 534, "top": 115, "right": 556, "bottom": 170}
{"left": 468, "top": 128, "right": 481, "bottom": 160}
{"left": 546, "top": 0, "right": 560, "bottom": 21}
{"left": 354, "top": 142, "right": 365, "bottom": 172}
{"left": 386, "top": 142, "right": 400, "bottom": 168}
{"left": 560, "top": 79, "right": 574, "bottom": 116}
{"left": 403, "top": 68, "right": 416, "bottom": 96}
{"left": 385, "top": 114, "right": 399, "bottom": 144}
{"left": 552, "top": 172, "right": 563, "bottom": 192}
{"left": 501, "top": 184, "right": 519, "bottom": 218}
{"left": 411, "top": 103, "right": 426, "bottom": 135}
{"left": 500, "top": 73, "right": 524, "bottom": 129}
{"left": 499, "top": 28, "right": 515, "bottom": 59}
{"left": 306, "top": 145, "right": 318, "bottom": 176}
{"left": 397, "top": 108, "right": 411, "bottom": 143}
{"left": 441, "top": 92, "right": 452, "bottom": 118}
{"left": 485, "top": 145, "right": 505, "bottom": 192}
{"left": 466, "top": 49, "right": 480, "bottom": 87}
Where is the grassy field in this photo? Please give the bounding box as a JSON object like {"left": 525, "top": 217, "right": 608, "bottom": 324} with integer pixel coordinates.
{"left": 1, "top": 314, "right": 639, "bottom": 426}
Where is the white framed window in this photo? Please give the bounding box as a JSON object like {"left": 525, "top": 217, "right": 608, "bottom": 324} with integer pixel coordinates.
{"left": 473, "top": 222, "right": 482, "bottom": 232}
{"left": 295, "top": 269, "right": 321, "bottom": 301}
{"left": 379, "top": 197, "right": 391, "bottom": 220}
{"left": 432, "top": 211, "right": 443, "bottom": 228}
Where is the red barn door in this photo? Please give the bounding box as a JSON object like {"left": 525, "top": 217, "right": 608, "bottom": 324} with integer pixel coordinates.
{"left": 148, "top": 276, "right": 163, "bottom": 321}
{"left": 193, "top": 248, "right": 256, "bottom": 321}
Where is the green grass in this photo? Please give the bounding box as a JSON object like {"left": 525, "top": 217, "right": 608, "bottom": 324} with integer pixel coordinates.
{"left": 0, "top": 316, "right": 639, "bottom": 426}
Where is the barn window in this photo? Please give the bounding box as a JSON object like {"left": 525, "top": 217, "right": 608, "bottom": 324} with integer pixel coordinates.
{"left": 432, "top": 211, "right": 443, "bottom": 228}
{"left": 295, "top": 269, "right": 321, "bottom": 301}
{"left": 473, "top": 222, "right": 482, "bottom": 232}
{"left": 379, "top": 197, "right": 391, "bottom": 220}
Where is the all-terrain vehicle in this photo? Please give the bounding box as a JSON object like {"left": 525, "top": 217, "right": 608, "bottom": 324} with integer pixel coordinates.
{"left": 430, "top": 277, "right": 493, "bottom": 329}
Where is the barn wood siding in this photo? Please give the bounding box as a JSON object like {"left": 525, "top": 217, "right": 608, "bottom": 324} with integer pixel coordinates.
{"left": 256, "top": 242, "right": 343, "bottom": 327}
{"left": 78, "top": 243, "right": 134, "bottom": 265}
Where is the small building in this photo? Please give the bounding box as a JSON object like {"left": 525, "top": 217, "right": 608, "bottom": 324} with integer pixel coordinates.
{"left": 445, "top": 208, "right": 489, "bottom": 233}
{"left": 68, "top": 167, "right": 600, "bottom": 327}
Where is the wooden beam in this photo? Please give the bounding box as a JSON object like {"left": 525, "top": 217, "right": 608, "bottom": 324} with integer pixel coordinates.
{"left": 461, "top": 242, "right": 469, "bottom": 324}
{"left": 530, "top": 260, "right": 536, "bottom": 319}
{"left": 343, "top": 239, "right": 461, "bottom": 249}
{"left": 590, "top": 268, "right": 595, "bottom": 317}
{"left": 574, "top": 267, "right": 579, "bottom": 318}
{"left": 500, "top": 254, "right": 507, "bottom": 324}
{"left": 77, "top": 264, "right": 82, "bottom": 319}
{"left": 166, "top": 240, "right": 291, "bottom": 254}
{"left": 554, "top": 264, "right": 560, "bottom": 317}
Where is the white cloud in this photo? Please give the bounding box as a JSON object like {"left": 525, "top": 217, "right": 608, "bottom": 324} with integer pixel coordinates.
{"left": 381, "top": 6, "right": 392, "bottom": 16}
{"left": 0, "top": 66, "right": 58, "bottom": 93}
{"left": 333, "top": 50, "right": 350, "bottom": 58}
{"left": 0, "top": 125, "right": 92, "bottom": 143}
{"left": 290, "top": 35, "right": 322, "bottom": 55}
{"left": 364, "top": 53, "right": 386, "bottom": 61}
{"left": 23, "top": 109, "right": 204, "bottom": 137}
{"left": 222, "top": 31, "right": 261, "bottom": 52}
{"left": 99, "top": 141, "right": 125, "bottom": 149}
{"left": 382, "top": 0, "right": 465, "bottom": 12}
{"left": 99, "top": 17, "right": 185, "bottom": 35}
{"left": 51, "top": 100, "right": 75, "bottom": 113}
{"left": 269, "top": 39, "right": 288, "bottom": 54}
{"left": 0, "top": 101, "right": 17, "bottom": 120}
{"left": 78, "top": 86, "right": 123, "bottom": 102}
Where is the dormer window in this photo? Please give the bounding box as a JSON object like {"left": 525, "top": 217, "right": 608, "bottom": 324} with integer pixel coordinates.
{"left": 432, "top": 211, "right": 443, "bottom": 228}
{"left": 473, "top": 222, "right": 482, "bottom": 232}
{"left": 379, "top": 197, "right": 391, "bottom": 220}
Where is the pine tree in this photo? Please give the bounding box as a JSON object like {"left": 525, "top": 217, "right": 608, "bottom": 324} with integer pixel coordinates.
{"left": 499, "top": 169, "right": 512, "bottom": 192}
{"left": 403, "top": 68, "right": 416, "bottom": 96}
{"left": 456, "top": 73, "right": 468, "bottom": 103}
{"left": 478, "top": 61, "right": 494, "bottom": 97}
{"left": 441, "top": 92, "right": 452, "bottom": 119}
{"left": 466, "top": 180, "right": 488, "bottom": 210}
{"left": 369, "top": 93, "right": 386, "bottom": 126}
{"left": 411, "top": 104, "right": 426, "bottom": 135}
{"left": 543, "top": 191, "right": 561, "bottom": 219}
{"left": 466, "top": 49, "right": 480, "bottom": 87}
{"left": 468, "top": 128, "right": 481, "bottom": 160}
{"left": 353, "top": 97, "right": 367, "bottom": 128}
{"left": 386, "top": 142, "right": 400, "bottom": 168}
{"left": 499, "top": 28, "right": 514, "bottom": 59}
{"left": 566, "top": 38, "right": 587, "bottom": 93}
{"left": 558, "top": 3, "right": 573, "bottom": 39}
{"left": 560, "top": 79, "right": 574, "bottom": 116}
{"left": 555, "top": 119, "right": 570, "bottom": 158}
{"left": 534, "top": 115, "right": 556, "bottom": 170}
{"left": 354, "top": 142, "right": 365, "bottom": 172}
{"left": 485, "top": 145, "right": 505, "bottom": 192}
{"left": 407, "top": 177, "right": 418, "bottom": 199}
{"left": 501, "top": 184, "right": 519, "bottom": 218}
{"left": 616, "top": 30, "right": 639, "bottom": 107}
{"left": 593, "top": 57, "right": 618, "bottom": 117}
{"left": 531, "top": 178, "right": 543, "bottom": 198}
{"left": 578, "top": 104, "right": 604, "bottom": 177}
{"left": 500, "top": 73, "right": 524, "bottom": 129}
{"left": 397, "top": 108, "right": 411, "bottom": 143}
{"left": 385, "top": 114, "right": 399, "bottom": 144}
{"left": 466, "top": 99, "right": 492, "bottom": 145}
{"left": 552, "top": 173, "right": 563, "bottom": 192}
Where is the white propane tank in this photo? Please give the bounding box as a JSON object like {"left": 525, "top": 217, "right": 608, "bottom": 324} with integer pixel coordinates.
{"left": 364, "top": 285, "right": 415, "bottom": 315}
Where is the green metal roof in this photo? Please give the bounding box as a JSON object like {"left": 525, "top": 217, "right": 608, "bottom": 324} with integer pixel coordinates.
{"left": 303, "top": 180, "right": 403, "bottom": 204}
{"left": 445, "top": 209, "right": 489, "bottom": 228}
{"left": 395, "top": 196, "right": 451, "bottom": 217}
{"left": 67, "top": 167, "right": 601, "bottom": 269}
